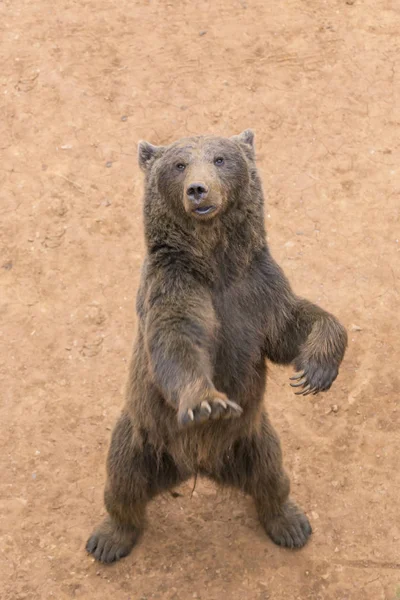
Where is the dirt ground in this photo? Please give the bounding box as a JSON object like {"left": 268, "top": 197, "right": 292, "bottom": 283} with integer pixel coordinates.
{"left": 1, "top": 0, "right": 400, "bottom": 598}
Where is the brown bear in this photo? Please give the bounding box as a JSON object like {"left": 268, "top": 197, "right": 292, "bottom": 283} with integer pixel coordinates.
{"left": 86, "top": 130, "right": 347, "bottom": 563}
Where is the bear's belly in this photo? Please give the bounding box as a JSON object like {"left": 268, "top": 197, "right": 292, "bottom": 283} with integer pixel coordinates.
{"left": 212, "top": 311, "right": 267, "bottom": 405}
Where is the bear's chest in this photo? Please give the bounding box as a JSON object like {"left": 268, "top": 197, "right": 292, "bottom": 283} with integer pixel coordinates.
{"left": 211, "top": 276, "right": 267, "bottom": 380}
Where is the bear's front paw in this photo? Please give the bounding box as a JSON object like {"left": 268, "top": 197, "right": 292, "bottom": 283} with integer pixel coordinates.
{"left": 290, "top": 357, "right": 339, "bottom": 396}
{"left": 178, "top": 389, "right": 242, "bottom": 428}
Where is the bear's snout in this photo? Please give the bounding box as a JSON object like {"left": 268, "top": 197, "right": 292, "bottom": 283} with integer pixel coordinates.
{"left": 185, "top": 180, "right": 219, "bottom": 218}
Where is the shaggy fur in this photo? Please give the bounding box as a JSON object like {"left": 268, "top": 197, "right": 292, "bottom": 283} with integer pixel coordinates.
{"left": 86, "top": 130, "right": 347, "bottom": 563}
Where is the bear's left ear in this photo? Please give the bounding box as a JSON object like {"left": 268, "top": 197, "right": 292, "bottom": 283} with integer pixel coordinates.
{"left": 138, "top": 141, "right": 165, "bottom": 172}
{"left": 231, "top": 129, "right": 255, "bottom": 156}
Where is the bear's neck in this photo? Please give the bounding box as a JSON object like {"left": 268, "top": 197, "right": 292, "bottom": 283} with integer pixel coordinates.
{"left": 144, "top": 195, "right": 267, "bottom": 284}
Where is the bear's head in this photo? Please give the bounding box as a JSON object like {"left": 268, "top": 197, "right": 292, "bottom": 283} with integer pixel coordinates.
{"left": 138, "top": 130, "right": 258, "bottom": 224}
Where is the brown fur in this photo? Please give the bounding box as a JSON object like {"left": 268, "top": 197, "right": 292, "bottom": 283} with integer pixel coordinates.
{"left": 86, "top": 130, "right": 347, "bottom": 563}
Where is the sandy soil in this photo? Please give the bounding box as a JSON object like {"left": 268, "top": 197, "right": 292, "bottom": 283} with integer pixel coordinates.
{"left": 1, "top": 0, "right": 399, "bottom": 598}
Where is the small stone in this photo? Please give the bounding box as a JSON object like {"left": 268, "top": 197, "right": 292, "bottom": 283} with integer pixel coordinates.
{"left": 232, "top": 509, "right": 244, "bottom": 519}
{"left": 346, "top": 0, "right": 355, "bottom": 4}
{"left": 334, "top": 547, "right": 339, "bottom": 552}
{"left": 331, "top": 404, "right": 339, "bottom": 413}
{"left": 32, "top": 472, "right": 37, "bottom": 480}
{"left": 121, "top": 115, "right": 128, "bottom": 121}
{"left": 350, "top": 324, "right": 362, "bottom": 332}
{"left": 199, "top": 30, "right": 207, "bottom": 36}
{"left": 106, "top": 161, "right": 113, "bottom": 168}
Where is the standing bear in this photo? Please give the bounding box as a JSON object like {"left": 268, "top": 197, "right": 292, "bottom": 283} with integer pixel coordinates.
{"left": 86, "top": 130, "right": 347, "bottom": 563}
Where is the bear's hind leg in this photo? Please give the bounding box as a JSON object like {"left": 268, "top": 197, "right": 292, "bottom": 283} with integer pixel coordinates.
{"left": 209, "top": 414, "right": 312, "bottom": 549}
{"left": 86, "top": 412, "right": 189, "bottom": 563}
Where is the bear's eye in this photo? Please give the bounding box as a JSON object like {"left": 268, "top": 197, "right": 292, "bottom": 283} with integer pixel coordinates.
{"left": 176, "top": 163, "right": 186, "bottom": 171}
{"left": 214, "top": 157, "right": 225, "bottom": 166}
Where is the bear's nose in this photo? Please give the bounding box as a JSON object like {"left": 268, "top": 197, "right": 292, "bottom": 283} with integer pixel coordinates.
{"left": 186, "top": 182, "right": 209, "bottom": 204}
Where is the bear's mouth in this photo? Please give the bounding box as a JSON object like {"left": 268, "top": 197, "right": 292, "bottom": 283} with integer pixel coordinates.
{"left": 193, "top": 205, "right": 216, "bottom": 216}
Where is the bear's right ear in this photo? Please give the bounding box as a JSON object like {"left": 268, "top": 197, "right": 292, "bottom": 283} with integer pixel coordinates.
{"left": 138, "top": 141, "right": 165, "bottom": 172}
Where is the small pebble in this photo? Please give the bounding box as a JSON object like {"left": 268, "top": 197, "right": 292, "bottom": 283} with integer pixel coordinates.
{"left": 331, "top": 404, "right": 339, "bottom": 413}
{"left": 199, "top": 30, "right": 207, "bottom": 36}
{"left": 350, "top": 324, "right": 362, "bottom": 332}
{"left": 121, "top": 115, "right": 128, "bottom": 121}
{"left": 106, "top": 161, "right": 113, "bottom": 168}
{"left": 2, "top": 261, "right": 12, "bottom": 270}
